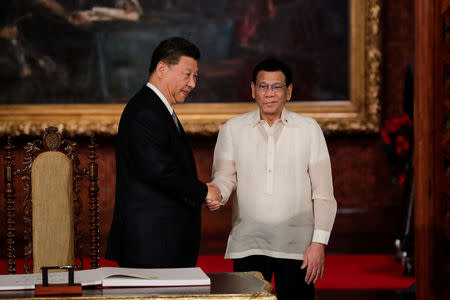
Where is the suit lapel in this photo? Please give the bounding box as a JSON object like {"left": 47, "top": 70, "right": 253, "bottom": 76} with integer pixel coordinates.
{"left": 178, "top": 120, "right": 199, "bottom": 177}
{"left": 144, "top": 87, "right": 198, "bottom": 177}
{"left": 144, "top": 88, "right": 183, "bottom": 136}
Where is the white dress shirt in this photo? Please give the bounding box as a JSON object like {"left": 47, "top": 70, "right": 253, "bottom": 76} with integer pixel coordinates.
{"left": 212, "top": 108, "right": 337, "bottom": 260}
{"left": 146, "top": 82, "right": 173, "bottom": 115}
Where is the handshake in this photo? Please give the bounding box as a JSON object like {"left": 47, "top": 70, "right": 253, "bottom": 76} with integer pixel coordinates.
{"left": 205, "top": 183, "right": 222, "bottom": 211}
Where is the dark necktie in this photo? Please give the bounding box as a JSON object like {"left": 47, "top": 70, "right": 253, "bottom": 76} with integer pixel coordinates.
{"left": 172, "top": 111, "right": 180, "bottom": 133}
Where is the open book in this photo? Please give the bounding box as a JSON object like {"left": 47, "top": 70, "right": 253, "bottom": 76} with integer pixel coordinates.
{"left": 0, "top": 267, "right": 210, "bottom": 291}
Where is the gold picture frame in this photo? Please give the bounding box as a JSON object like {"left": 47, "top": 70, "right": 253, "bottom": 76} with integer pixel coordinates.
{"left": 0, "top": 0, "right": 381, "bottom": 136}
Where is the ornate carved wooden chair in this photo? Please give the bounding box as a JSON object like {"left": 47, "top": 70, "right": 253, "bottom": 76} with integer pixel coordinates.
{"left": 3, "top": 126, "right": 100, "bottom": 274}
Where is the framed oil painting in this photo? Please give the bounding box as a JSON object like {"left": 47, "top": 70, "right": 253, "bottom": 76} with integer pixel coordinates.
{"left": 0, "top": 0, "right": 381, "bottom": 136}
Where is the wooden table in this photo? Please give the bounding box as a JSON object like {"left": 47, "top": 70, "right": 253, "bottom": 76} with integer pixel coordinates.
{"left": 0, "top": 272, "right": 277, "bottom": 300}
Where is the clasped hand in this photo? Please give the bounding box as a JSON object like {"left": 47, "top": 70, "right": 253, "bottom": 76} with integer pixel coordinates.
{"left": 205, "top": 183, "right": 221, "bottom": 211}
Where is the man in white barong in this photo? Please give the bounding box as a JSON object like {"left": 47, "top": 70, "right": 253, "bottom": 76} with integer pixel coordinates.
{"left": 207, "top": 58, "right": 337, "bottom": 300}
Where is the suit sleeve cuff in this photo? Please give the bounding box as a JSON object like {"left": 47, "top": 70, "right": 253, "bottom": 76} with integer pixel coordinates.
{"left": 312, "top": 229, "right": 331, "bottom": 245}
{"left": 199, "top": 182, "right": 208, "bottom": 201}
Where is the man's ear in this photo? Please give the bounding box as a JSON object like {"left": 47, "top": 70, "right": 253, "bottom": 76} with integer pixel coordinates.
{"left": 251, "top": 82, "right": 256, "bottom": 100}
{"left": 155, "top": 61, "right": 168, "bottom": 78}
{"left": 286, "top": 83, "right": 293, "bottom": 101}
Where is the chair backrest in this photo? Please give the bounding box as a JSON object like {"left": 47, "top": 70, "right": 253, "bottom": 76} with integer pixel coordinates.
{"left": 3, "top": 126, "right": 100, "bottom": 274}
{"left": 32, "top": 151, "right": 74, "bottom": 273}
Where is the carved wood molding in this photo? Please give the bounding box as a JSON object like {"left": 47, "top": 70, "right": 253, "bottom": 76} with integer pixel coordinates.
{"left": 4, "top": 126, "right": 100, "bottom": 273}
{"left": 86, "top": 136, "right": 100, "bottom": 269}
{"left": 4, "top": 137, "right": 17, "bottom": 274}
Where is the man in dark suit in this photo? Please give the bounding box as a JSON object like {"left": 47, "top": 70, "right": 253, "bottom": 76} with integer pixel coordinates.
{"left": 106, "top": 37, "right": 221, "bottom": 268}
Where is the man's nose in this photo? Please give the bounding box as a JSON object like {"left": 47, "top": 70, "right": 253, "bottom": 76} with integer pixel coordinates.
{"left": 187, "top": 76, "right": 196, "bottom": 89}
{"left": 264, "top": 86, "right": 275, "bottom": 96}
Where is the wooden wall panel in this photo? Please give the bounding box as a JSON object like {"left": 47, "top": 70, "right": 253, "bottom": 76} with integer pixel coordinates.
{"left": 414, "top": 0, "right": 450, "bottom": 298}
{"left": 383, "top": 0, "right": 415, "bottom": 119}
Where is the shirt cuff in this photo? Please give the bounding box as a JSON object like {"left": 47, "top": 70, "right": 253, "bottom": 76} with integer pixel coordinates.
{"left": 312, "top": 229, "right": 331, "bottom": 245}
{"left": 212, "top": 182, "right": 230, "bottom": 205}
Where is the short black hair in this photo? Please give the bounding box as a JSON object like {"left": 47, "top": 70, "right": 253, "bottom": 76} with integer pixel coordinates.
{"left": 252, "top": 58, "right": 293, "bottom": 86}
{"left": 149, "top": 37, "right": 200, "bottom": 75}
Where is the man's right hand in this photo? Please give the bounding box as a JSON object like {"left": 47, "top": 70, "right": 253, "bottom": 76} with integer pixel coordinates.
{"left": 206, "top": 183, "right": 221, "bottom": 211}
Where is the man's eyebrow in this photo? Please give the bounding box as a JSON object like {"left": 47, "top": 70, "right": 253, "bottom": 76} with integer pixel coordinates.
{"left": 257, "top": 81, "right": 284, "bottom": 84}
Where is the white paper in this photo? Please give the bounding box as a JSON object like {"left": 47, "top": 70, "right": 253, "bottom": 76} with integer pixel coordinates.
{"left": 0, "top": 273, "right": 40, "bottom": 291}
{"left": 0, "top": 267, "right": 210, "bottom": 291}
{"left": 101, "top": 267, "right": 211, "bottom": 287}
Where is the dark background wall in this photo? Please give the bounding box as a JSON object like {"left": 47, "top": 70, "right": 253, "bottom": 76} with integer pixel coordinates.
{"left": 0, "top": 0, "right": 415, "bottom": 258}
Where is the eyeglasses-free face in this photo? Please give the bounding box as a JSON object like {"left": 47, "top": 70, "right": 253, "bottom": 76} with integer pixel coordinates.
{"left": 158, "top": 56, "right": 198, "bottom": 105}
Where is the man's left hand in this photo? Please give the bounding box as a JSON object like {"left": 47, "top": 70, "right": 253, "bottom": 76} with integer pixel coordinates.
{"left": 301, "top": 242, "right": 325, "bottom": 284}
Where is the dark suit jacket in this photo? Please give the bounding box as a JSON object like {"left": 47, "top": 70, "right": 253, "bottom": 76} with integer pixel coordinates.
{"left": 106, "top": 85, "right": 207, "bottom": 268}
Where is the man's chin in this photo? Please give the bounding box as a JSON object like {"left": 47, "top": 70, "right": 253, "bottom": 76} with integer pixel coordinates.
{"left": 261, "top": 108, "right": 279, "bottom": 115}
{"left": 175, "top": 97, "right": 187, "bottom": 104}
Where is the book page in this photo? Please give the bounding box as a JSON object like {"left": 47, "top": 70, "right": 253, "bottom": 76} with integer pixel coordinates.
{"left": 101, "top": 267, "right": 211, "bottom": 287}
{"left": 0, "top": 269, "right": 104, "bottom": 291}
{"left": 0, "top": 273, "right": 41, "bottom": 291}
{"left": 0, "top": 267, "right": 210, "bottom": 290}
